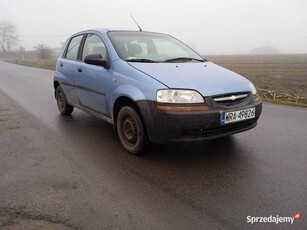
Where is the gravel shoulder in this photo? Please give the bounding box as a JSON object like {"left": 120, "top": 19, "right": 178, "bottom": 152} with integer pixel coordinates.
{"left": 0, "top": 90, "right": 78, "bottom": 229}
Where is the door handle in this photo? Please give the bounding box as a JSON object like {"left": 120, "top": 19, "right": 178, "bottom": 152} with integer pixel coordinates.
{"left": 77, "top": 67, "right": 82, "bottom": 72}
{"left": 60, "top": 62, "right": 63, "bottom": 67}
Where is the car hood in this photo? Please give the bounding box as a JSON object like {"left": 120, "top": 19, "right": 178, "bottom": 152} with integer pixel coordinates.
{"left": 129, "top": 62, "right": 250, "bottom": 96}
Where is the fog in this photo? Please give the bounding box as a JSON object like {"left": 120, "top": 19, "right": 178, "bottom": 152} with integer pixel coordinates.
{"left": 1, "top": 0, "right": 306, "bottom": 54}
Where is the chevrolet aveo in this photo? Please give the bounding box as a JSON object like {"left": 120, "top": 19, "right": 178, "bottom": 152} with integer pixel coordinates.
{"left": 54, "top": 29, "right": 262, "bottom": 154}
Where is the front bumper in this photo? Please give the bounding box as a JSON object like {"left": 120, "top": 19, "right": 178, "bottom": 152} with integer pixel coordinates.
{"left": 137, "top": 95, "right": 262, "bottom": 144}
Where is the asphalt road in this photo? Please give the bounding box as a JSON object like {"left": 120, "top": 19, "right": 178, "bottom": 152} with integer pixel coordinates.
{"left": 0, "top": 61, "right": 306, "bottom": 230}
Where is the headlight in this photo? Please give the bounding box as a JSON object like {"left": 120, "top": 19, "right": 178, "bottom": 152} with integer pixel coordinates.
{"left": 248, "top": 82, "right": 257, "bottom": 96}
{"left": 157, "top": 89, "right": 204, "bottom": 103}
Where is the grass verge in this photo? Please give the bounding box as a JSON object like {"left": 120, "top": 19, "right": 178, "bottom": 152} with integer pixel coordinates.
{"left": 261, "top": 98, "right": 307, "bottom": 109}
{"left": 6, "top": 59, "right": 56, "bottom": 70}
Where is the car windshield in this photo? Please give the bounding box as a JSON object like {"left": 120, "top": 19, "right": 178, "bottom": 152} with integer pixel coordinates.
{"left": 108, "top": 31, "right": 204, "bottom": 63}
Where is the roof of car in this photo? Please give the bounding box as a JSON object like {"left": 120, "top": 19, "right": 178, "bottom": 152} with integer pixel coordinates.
{"left": 70, "top": 28, "right": 165, "bottom": 39}
{"left": 84, "top": 28, "right": 142, "bottom": 33}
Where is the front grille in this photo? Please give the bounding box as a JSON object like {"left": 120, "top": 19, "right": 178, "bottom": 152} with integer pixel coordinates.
{"left": 213, "top": 93, "right": 248, "bottom": 106}
{"left": 181, "top": 120, "right": 257, "bottom": 139}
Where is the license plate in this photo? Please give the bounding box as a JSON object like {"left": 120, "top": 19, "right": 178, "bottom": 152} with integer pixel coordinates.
{"left": 221, "top": 107, "right": 255, "bottom": 125}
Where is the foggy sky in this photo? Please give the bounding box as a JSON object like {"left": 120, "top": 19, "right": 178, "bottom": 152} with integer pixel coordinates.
{"left": 1, "top": 0, "right": 306, "bottom": 54}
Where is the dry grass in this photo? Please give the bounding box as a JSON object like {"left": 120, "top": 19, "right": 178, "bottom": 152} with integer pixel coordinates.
{"left": 6, "top": 59, "right": 56, "bottom": 70}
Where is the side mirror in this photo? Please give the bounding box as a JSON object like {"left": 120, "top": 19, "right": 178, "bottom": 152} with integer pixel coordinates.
{"left": 84, "top": 54, "right": 109, "bottom": 69}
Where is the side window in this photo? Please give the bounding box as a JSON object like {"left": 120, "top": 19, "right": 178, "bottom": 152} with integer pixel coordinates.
{"left": 65, "top": 35, "right": 83, "bottom": 60}
{"left": 82, "top": 34, "right": 107, "bottom": 61}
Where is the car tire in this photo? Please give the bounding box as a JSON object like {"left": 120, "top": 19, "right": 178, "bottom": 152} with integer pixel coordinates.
{"left": 56, "top": 85, "right": 74, "bottom": 115}
{"left": 117, "top": 106, "right": 147, "bottom": 155}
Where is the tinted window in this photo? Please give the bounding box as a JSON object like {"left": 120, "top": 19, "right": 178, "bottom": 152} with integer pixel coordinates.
{"left": 82, "top": 34, "right": 107, "bottom": 61}
{"left": 65, "top": 35, "right": 83, "bottom": 60}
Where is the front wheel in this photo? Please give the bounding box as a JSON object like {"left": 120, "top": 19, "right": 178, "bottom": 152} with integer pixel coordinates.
{"left": 56, "top": 85, "right": 74, "bottom": 115}
{"left": 117, "top": 106, "right": 147, "bottom": 155}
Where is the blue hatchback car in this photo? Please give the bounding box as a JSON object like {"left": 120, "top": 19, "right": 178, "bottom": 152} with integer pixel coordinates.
{"left": 54, "top": 29, "right": 262, "bottom": 154}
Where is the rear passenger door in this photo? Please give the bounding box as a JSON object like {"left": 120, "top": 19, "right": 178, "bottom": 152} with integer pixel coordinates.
{"left": 75, "top": 34, "right": 111, "bottom": 116}
{"left": 57, "top": 34, "right": 84, "bottom": 106}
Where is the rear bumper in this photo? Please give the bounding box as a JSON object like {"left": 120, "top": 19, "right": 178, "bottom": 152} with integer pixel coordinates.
{"left": 137, "top": 96, "right": 262, "bottom": 144}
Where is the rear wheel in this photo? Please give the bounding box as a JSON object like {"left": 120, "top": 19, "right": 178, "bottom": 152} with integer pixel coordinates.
{"left": 117, "top": 106, "right": 146, "bottom": 155}
{"left": 56, "top": 85, "right": 74, "bottom": 115}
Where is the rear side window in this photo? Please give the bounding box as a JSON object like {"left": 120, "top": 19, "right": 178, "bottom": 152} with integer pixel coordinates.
{"left": 65, "top": 35, "right": 83, "bottom": 60}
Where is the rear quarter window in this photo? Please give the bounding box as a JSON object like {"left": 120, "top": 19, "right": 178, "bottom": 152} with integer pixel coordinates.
{"left": 64, "top": 35, "right": 83, "bottom": 60}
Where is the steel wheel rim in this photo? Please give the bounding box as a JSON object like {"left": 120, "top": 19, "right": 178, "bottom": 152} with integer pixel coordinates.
{"left": 57, "top": 90, "right": 65, "bottom": 111}
{"left": 122, "top": 116, "right": 137, "bottom": 145}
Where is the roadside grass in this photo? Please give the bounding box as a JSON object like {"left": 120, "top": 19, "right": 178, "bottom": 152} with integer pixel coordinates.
{"left": 6, "top": 59, "right": 56, "bottom": 70}
{"left": 261, "top": 98, "right": 307, "bottom": 109}
{"left": 5, "top": 54, "right": 307, "bottom": 108}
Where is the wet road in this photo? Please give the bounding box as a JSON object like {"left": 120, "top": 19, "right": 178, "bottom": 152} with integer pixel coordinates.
{"left": 0, "top": 61, "right": 306, "bottom": 229}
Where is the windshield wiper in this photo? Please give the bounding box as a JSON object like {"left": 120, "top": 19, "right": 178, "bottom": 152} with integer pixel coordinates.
{"left": 164, "top": 57, "right": 205, "bottom": 63}
{"left": 127, "top": 58, "right": 156, "bottom": 63}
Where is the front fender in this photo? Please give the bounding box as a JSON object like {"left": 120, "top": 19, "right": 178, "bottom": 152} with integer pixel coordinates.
{"left": 109, "top": 84, "right": 147, "bottom": 115}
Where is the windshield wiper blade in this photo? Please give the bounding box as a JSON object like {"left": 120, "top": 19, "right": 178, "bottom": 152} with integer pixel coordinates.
{"left": 164, "top": 57, "right": 205, "bottom": 63}
{"left": 127, "top": 58, "right": 156, "bottom": 63}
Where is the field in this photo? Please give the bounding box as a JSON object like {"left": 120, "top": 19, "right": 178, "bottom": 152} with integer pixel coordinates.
{"left": 207, "top": 54, "right": 307, "bottom": 107}
{"left": 6, "top": 54, "right": 307, "bottom": 107}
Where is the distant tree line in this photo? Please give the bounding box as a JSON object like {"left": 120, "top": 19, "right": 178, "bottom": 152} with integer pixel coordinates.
{"left": 0, "top": 20, "right": 53, "bottom": 59}
{"left": 250, "top": 46, "right": 280, "bottom": 54}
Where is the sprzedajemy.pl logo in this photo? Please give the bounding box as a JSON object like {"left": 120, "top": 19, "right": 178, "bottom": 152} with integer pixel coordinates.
{"left": 247, "top": 212, "right": 301, "bottom": 225}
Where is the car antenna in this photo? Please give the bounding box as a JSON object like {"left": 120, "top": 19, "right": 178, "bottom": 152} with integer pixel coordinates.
{"left": 130, "top": 15, "right": 142, "bottom": 31}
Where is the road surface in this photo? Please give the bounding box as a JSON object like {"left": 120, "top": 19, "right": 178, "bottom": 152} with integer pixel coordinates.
{"left": 0, "top": 61, "right": 306, "bottom": 229}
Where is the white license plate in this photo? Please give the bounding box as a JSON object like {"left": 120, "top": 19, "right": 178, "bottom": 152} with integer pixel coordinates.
{"left": 221, "top": 107, "right": 255, "bottom": 125}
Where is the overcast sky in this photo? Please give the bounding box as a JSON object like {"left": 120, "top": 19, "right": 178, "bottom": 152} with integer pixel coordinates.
{"left": 1, "top": 0, "right": 306, "bottom": 54}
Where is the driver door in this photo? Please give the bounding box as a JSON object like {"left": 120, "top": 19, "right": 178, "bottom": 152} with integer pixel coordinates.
{"left": 75, "top": 34, "right": 110, "bottom": 116}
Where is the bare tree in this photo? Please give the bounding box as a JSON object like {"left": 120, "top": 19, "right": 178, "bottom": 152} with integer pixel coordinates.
{"left": 0, "top": 20, "right": 19, "bottom": 53}
{"left": 34, "top": 43, "right": 53, "bottom": 59}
